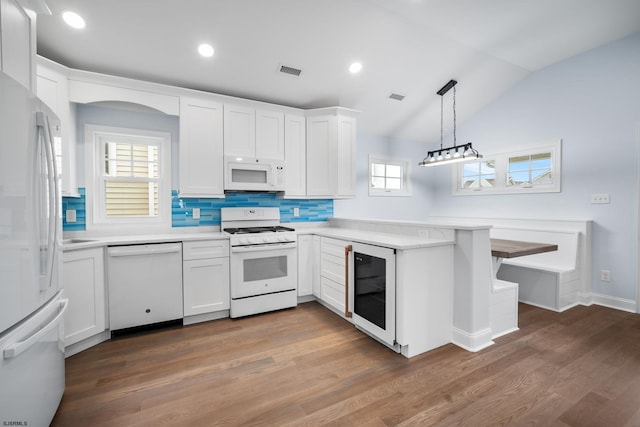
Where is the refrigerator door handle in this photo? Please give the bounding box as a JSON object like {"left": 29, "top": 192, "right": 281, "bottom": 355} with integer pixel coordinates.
{"left": 36, "top": 111, "right": 59, "bottom": 291}
{"left": 3, "top": 298, "right": 68, "bottom": 360}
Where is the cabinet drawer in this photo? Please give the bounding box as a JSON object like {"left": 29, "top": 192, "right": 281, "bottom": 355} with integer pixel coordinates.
{"left": 183, "top": 240, "right": 229, "bottom": 260}
{"left": 321, "top": 237, "right": 348, "bottom": 257}
{"left": 320, "top": 251, "right": 345, "bottom": 285}
{"left": 321, "top": 276, "right": 345, "bottom": 313}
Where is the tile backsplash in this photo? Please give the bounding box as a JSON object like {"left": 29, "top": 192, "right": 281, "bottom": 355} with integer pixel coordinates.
{"left": 62, "top": 188, "right": 87, "bottom": 231}
{"left": 171, "top": 191, "right": 333, "bottom": 227}
{"left": 62, "top": 188, "right": 333, "bottom": 231}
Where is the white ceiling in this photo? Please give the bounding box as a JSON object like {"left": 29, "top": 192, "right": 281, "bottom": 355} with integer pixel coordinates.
{"left": 36, "top": 0, "right": 640, "bottom": 143}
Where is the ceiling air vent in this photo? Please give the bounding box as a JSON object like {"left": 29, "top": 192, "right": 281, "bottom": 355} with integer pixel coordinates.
{"left": 388, "top": 93, "right": 405, "bottom": 101}
{"left": 279, "top": 65, "right": 302, "bottom": 76}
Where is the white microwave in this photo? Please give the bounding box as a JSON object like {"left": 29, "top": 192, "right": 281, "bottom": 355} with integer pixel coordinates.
{"left": 224, "top": 156, "right": 286, "bottom": 191}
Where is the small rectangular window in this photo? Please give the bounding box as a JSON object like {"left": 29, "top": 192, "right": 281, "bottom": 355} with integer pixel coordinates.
{"left": 453, "top": 139, "right": 561, "bottom": 195}
{"left": 369, "top": 155, "right": 411, "bottom": 196}
{"left": 507, "top": 152, "right": 552, "bottom": 187}
{"left": 461, "top": 160, "right": 496, "bottom": 189}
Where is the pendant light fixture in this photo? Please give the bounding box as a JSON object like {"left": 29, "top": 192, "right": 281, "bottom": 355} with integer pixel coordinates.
{"left": 419, "top": 79, "right": 482, "bottom": 167}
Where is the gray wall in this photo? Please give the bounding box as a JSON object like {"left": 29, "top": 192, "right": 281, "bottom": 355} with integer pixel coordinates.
{"left": 337, "top": 32, "right": 640, "bottom": 305}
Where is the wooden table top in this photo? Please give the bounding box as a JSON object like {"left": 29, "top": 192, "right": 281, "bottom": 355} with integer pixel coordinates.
{"left": 490, "top": 238, "right": 558, "bottom": 258}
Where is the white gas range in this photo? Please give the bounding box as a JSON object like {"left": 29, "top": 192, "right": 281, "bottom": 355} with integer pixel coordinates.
{"left": 221, "top": 207, "right": 298, "bottom": 318}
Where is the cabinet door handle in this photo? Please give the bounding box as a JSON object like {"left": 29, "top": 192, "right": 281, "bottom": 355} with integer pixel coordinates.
{"left": 344, "top": 244, "right": 353, "bottom": 318}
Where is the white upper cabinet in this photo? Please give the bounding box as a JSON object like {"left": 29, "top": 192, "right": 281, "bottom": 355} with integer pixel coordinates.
{"left": 256, "top": 109, "right": 284, "bottom": 159}
{"left": 306, "top": 113, "right": 336, "bottom": 197}
{"left": 179, "top": 96, "right": 224, "bottom": 198}
{"left": 37, "top": 58, "right": 79, "bottom": 197}
{"left": 0, "top": 0, "right": 37, "bottom": 91}
{"left": 336, "top": 114, "right": 357, "bottom": 198}
{"left": 224, "top": 104, "right": 285, "bottom": 160}
{"left": 224, "top": 104, "right": 256, "bottom": 158}
{"left": 306, "top": 107, "right": 358, "bottom": 198}
{"left": 284, "top": 113, "right": 306, "bottom": 197}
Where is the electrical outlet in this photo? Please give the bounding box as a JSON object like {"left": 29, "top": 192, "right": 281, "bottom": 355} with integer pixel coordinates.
{"left": 600, "top": 269, "right": 611, "bottom": 282}
{"left": 293, "top": 207, "right": 300, "bottom": 217}
{"left": 66, "top": 209, "right": 76, "bottom": 223}
{"left": 591, "top": 193, "right": 610, "bottom": 204}
{"left": 192, "top": 208, "right": 200, "bottom": 219}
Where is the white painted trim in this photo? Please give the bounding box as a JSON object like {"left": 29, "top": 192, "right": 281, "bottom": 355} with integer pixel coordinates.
{"left": 587, "top": 293, "right": 637, "bottom": 313}
{"left": 637, "top": 129, "right": 640, "bottom": 313}
{"left": 492, "top": 327, "right": 519, "bottom": 340}
{"left": 182, "top": 310, "right": 229, "bottom": 326}
{"left": 451, "top": 327, "right": 494, "bottom": 352}
{"left": 64, "top": 330, "right": 110, "bottom": 358}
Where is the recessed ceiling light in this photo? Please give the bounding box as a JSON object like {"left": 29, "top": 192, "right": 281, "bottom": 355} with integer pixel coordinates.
{"left": 349, "top": 62, "right": 362, "bottom": 74}
{"left": 198, "top": 43, "right": 215, "bottom": 58}
{"left": 62, "top": 11, "right": 85, "bottom": 29}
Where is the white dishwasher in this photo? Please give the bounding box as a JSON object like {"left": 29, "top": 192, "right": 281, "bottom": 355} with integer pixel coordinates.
{"left": 107, "top": 243, "right": 183, "bottom": 331}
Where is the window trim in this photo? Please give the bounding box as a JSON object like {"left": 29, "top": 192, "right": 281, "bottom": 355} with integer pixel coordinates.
{"left": 85, "top": 124, "right": 172, "bottom": 231}
{"left": 452, "top": 139, "right": 561, "bottom": 196}
{"left": 368, "top": 154, "right": 412, "bottom": 197}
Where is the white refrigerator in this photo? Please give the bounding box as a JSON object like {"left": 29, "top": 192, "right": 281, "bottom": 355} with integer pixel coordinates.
{"left": 0, "top": 71, "right": 67, "bottom": 425}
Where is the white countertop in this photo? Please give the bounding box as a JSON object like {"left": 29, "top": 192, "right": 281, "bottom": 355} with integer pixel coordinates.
{"left": 62, "top": 232, "right": 228, "bottom": 251}
{"left": 61, "top": 217, "right": 475, "bottom": 251}
{"left": 299, "top": 227, "right": 454, "bottom": 250}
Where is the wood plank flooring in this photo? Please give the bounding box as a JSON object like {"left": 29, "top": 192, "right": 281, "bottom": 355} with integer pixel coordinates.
{"left": 51, "top": 302, "right": 640, "bottom": 426}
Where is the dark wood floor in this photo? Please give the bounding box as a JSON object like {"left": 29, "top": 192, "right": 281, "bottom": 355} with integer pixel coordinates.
{"left": 52, "top": 301, "right": 640, "bottom": 426}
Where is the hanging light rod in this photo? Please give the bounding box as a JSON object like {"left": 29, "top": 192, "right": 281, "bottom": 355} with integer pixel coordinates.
{"left": 419, "top": 79, "right": 483, "bottom": 167}
{"left": 436, "top": 79, "right": 457, "bottom": 96}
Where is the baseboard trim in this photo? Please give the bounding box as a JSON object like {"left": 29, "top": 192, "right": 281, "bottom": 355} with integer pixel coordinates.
{"left": 451, "top": 327, "right": 494, "bottom": 352}
{"left": 586, "top": 293, "right": 637, "bottom": 313}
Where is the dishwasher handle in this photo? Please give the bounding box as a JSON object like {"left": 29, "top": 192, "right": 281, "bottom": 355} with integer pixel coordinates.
{"left": 108, "top": 243, "right": 182, "bottom": 257}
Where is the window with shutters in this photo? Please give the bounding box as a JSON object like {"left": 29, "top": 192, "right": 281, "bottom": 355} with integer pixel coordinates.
{"left": 85, "top": 125, "right": 171, "bottom": 229}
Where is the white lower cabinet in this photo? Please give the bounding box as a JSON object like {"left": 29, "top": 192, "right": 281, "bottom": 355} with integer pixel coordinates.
{"left": 297, "top": 235, "right": 315, "bottom": 297}
{"left": 62, "top": 247, "right": 106, "bottom": 347}
{"left": 319, "top": 237, "right": 349, "bottom": 315}
{"left": 183, "top": 240, "right": 230, "bottom": 317}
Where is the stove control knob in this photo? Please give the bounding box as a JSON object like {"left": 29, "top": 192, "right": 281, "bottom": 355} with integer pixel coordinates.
{"left": 249, "top": 237, "right": 260, "bottom": 244}
{"left": 278, "top": 235, "right": 288, "bottom": 242}
{"left": 239, "top": 237, "right": 249, "bottom": 245}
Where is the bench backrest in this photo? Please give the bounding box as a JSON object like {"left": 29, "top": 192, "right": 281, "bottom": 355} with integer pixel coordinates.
{"left": 490, "top": 227, "right": 579, "bottom": 271}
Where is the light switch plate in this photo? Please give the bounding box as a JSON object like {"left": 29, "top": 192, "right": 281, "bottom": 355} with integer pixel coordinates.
{"left": 192, "top": 208, "right": 200, "bottom": 219}
{"left": 66, "top": 209, "right": 76, "bottom": 223}
{"left": 591, "top": 193, "right": 610, "bottom": 204}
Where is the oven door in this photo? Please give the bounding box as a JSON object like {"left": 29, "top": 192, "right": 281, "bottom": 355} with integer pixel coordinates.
{"left": 230, "top": 243, "right": 297, "bottom": 298}
{"left": 349, "top": 242, "right": 396, "bottom": 349}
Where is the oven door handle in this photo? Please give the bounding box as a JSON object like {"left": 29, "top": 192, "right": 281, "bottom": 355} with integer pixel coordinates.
{"left": 345, "top": 244, "right": 353, "bottom": 318}
{"left": 231, "top": 242, "right": 297, "bottom": 253}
